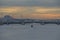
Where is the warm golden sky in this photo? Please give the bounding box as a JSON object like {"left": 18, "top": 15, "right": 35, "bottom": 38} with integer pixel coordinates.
{"left": 0, "top": 6, "right": 60, "bottom": 19}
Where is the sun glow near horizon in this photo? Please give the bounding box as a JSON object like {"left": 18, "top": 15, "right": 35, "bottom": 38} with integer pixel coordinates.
{"left": 0, "top": 6, "right": 60, "bottom": 19}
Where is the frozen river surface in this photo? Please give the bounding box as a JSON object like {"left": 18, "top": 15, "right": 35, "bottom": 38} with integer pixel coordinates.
{"left": 0, "top": 23, "right": 60, "bottom": 40}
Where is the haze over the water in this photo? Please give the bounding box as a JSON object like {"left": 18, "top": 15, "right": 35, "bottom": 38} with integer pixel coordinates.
{"left": 0, "top": 0, "right": 60, "bottom": 19}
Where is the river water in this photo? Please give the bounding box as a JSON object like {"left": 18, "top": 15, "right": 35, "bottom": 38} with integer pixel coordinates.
{"left": 0, "top": 23, "right": 60, "bottom": 40}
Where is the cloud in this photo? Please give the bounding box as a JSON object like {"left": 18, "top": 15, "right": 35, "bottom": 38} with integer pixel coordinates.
{"left": 0, "top": 7, "right": 60, "bottom": 19}
{"left": 34, "top": 8, "right": 60, "bottom": 13}
{"left": 0, "top": 7, "right": 60, "bottom": 14}
{"left": 0, "top": 0, "right": 60, "bottom": 7}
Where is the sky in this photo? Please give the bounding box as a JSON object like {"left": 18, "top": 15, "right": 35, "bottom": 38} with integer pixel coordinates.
{"left": 0, "top": 0, "right": 60, "bottom": 7}
{"left": 0, "top": 0, "right": 60, "bottom": 19}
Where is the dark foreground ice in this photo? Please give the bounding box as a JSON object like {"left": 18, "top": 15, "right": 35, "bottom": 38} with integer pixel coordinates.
{"left": 0, "top": 23, "right": 60, "bottom": 40}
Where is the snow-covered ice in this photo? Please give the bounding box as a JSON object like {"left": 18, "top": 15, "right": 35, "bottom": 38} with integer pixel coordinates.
{"left": 0, "top": 23, "right": 60, "bottom": 40}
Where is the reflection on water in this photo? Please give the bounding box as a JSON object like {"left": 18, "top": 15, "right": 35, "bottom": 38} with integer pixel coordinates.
{"left": 0, "top": 24, "right": 60, "bottom": 40}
